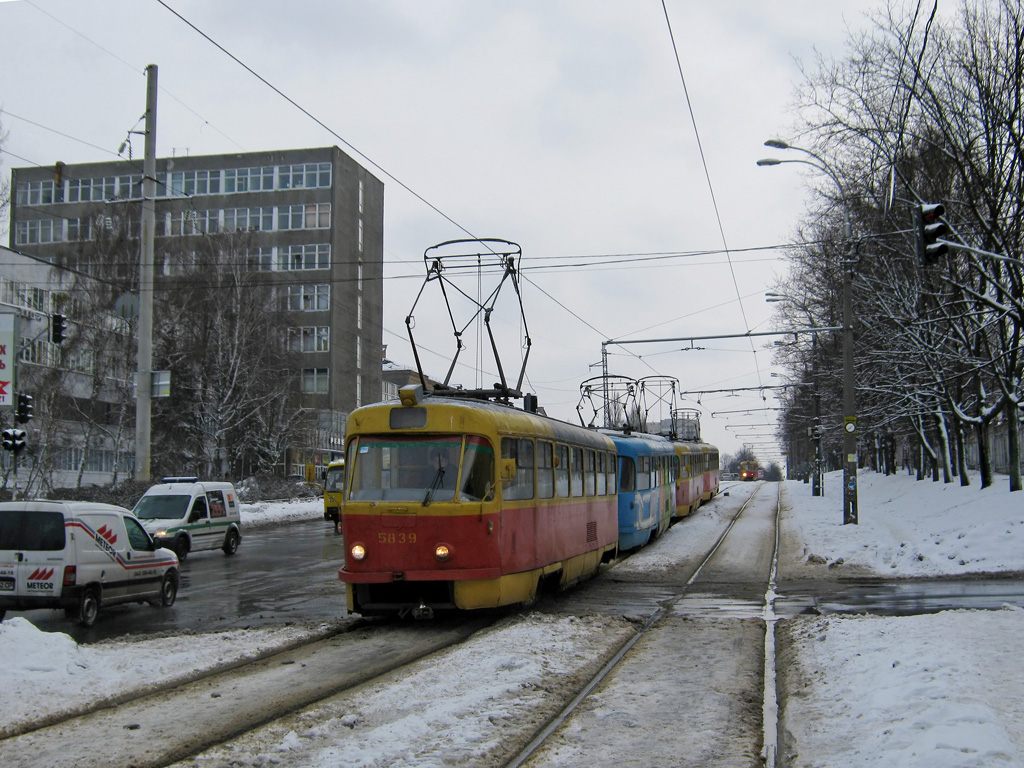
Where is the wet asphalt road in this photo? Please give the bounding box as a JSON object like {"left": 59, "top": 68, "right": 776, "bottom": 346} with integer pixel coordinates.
{"left": 6, "top": 519, "right": 350, "bottom": 643}
{"left": 8, "top": 494, "right": 1024, "bottom": 644}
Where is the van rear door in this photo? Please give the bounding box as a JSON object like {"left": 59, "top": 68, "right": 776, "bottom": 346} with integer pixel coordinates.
{"left": 0, "top": 509, "right": 66, "bottom": 600}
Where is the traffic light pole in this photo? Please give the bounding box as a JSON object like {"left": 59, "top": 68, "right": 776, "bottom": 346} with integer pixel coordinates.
{"left": 842, "top": 235, "right": 859, "bottom": 525}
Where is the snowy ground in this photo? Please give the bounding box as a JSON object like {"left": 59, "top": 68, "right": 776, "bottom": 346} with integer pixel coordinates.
{"left": 4, "top": 472, "right": 1024, "bottom": 766}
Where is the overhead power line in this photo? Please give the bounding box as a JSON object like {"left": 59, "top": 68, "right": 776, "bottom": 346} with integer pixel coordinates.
{"left": 153, "top": 0, "right": 480, "bottom": 245}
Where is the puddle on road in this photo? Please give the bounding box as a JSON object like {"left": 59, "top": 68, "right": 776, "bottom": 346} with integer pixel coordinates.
{"left": 775, "top": 577, "right": 1024, "bottom": 617}
{"left": 666, "top": 579, "right": 1024, "bottom": 620}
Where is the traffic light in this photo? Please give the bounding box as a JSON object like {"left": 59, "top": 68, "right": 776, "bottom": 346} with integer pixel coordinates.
{"left": 1, "top": 428, "right": 25, "bottom": 454}
{"left": 15, "top": 393, "right": 33, "bottom": 424}
{"left": 915, "top": 203, "right": 949, "bottom": 265}
{"left": 51, "top": 313, "right": 67, "bottom": 345}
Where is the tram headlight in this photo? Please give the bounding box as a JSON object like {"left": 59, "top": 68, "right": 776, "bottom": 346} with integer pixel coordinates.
{"left": 434, "top": 544, "right": 451, "bottom": 561}
{"left": 350, "top": 543, "right": 367, "bottom": 561}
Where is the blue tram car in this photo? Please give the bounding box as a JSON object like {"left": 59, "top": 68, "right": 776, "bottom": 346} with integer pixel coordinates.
{"left": 603, "top": 431, "right": 677, "bottom": 551}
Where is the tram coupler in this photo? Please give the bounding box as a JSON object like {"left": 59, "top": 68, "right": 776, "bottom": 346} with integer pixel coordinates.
{"left": 411, "top": 601, "right": 434, "bottom": 620}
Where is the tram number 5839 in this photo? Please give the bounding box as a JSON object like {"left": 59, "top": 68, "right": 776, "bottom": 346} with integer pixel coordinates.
{"left": 377, "top": 532, "right": 417, "bottom": 544}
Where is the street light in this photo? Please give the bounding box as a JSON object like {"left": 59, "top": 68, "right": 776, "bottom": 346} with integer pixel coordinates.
{"left": 759, "top": 139, "right": 859, "bottom": 524}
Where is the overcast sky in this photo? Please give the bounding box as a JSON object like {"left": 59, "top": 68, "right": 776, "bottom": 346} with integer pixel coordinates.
{"left": 0, "top": 1, "right": 875, "bottom": 460}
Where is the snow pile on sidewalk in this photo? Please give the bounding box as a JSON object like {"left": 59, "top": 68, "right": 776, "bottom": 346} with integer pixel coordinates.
{"left": 0, "top": 618, "right": 335, "bottom": 737}
{"left": 785, "top": 469, "right": 1024, "bottom": 577}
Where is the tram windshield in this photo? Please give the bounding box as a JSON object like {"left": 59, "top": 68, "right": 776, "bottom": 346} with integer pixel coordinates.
{"left": 347, "top": 435, "right": 495, "bottom": 503}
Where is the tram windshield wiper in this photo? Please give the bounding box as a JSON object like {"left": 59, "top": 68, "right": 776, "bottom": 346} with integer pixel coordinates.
{"left": 423, "top": 466, "right": 445, "bottom": 506}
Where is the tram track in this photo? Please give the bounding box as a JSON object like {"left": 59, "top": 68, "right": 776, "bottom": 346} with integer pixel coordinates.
{"left": 509, "top": 481, "right": 780, "bottom": 767}
{"left": 0, "top": 617, "right": 496, "bottom": 768}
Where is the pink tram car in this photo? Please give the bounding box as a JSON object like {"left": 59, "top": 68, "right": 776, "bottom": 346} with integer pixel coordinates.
{"left": 673, "top": 442, "right": 720, "bottom": 519}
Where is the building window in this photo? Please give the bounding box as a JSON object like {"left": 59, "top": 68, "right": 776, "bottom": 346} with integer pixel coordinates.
{"left": 358, "top": 218, "right": 363, "bottom": 252}
{"left": 278, "top": 162, "right": 331, "bottom": 190}
{"left": 15, "top": 219, "right": 58, "bottom": 245}
{"left": 288, "top": 326, "right": 330, "bottom": 352}
{"left": 67, "top": 176, "right": 117, "bottom": 203}
{"left": 168, "top": 170, "right": 221, "bottom": 197}
{"left": 302, "top": 368, "right": 329, "bottom": 394}
{"left": 223, "top": 166, "right": 274, "bottom": 193}
{"left": 246, "top": 247, "right": 274, "bottom": 271}
{"left": 278, "top": 203, "right": 331, "bottom": 230}
{"left": 165, "top": 209, "right": 219, "bottom": 236}
{"left": 279, "top": 243, "right": 330, "bottom": 271}
{"left": 358, "top": 179, "right": 364, "bottom": 214}
{"left": 224, "top": 207, "right": 273, "bottom": 232}
{"left": 286, "top": 284, "right": 330, "bottom": 312}
{"left": 16, "top": 180, "right": 55, "bottom": 206}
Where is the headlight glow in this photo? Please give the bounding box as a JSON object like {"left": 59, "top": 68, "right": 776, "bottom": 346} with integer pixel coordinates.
{"left": 434, "top": 544, "right": 451, "bottom": 561}
{"left": 350, "top": 544, "right": 366, "bottom": 561}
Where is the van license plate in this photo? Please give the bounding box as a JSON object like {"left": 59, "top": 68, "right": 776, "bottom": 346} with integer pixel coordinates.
{"left": 0, "top": 577, "right": 15, "bottom": 591}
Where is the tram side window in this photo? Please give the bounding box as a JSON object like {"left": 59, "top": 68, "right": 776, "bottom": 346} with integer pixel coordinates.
{"left": 460, "top": 437, "right": 493, "bottom": 501}
{"left": 620, "top": 456, "right": 636, "bottom": 492}
{"left": 537, "top": 441, "right": 554, "bottom": 499}
{"left": 584, "top": 450, "right": 596, "bottom": 496}
{"left": 570, "top": 447, "right": 584, "bottom": 497}
{"left": 606, "top": 451, "right": 617, "bottom": 494}
{"left": 637, "top": 456, "right": 651, "bottom": 491}
{"left": 501, "top": 438, "right": 534, "bottom": 501}
{"left": 596, "top": 452, "right": 607, "bottom": 495}
{"left": 555, "top": 444, "right": 570, "bottom": 498}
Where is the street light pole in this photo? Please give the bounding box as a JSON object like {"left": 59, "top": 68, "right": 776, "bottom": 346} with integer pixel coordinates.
{"left": 758, "top": 139, "right": 859, "bottom": 524}
{"left": 841, "top": 233, "right": 859, "bottom": 524}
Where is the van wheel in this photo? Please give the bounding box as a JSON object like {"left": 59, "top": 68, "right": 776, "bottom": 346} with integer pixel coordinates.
{"left": 160, "top": 571, "right": 179, "bottom": 607}
{"left": 76, "top": 588, "right": 100, "bottom": 627}
{"left": 173, "top": 536, "right": 190, "bottom": 561}
{"left": 222, "top": 529, "right": 240, "bottom": 556}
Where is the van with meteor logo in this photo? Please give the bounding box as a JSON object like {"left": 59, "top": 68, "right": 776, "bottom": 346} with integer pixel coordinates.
{"left": 0, "top": 500, "right": 179, "bottom": 627}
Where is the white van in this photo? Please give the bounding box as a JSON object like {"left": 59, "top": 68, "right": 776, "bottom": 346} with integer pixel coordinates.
{"left": 0, "top": 500, "right": 180, "bottom": 627}
{"left": 132, "top": 478, "right": 241, "bottom": 561}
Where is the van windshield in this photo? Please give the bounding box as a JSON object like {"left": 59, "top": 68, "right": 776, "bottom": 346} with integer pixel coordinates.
{"left": 134, "top": 495, "right": 190, "bottom": 520}
{"left": 0, "top": 510, "right": 65, "bottom": 550}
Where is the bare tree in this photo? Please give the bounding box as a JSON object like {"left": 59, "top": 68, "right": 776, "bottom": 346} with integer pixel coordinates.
{"left": 774, "top": 0, "right": 1024, "bottom": 491}
{"left": 152, "top": 231, "right": 305, "bottom": 479}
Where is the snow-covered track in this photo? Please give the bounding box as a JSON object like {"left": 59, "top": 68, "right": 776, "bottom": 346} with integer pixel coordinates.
{"left": 504, "top": 483, "right": 776, "bottom": 768}
{"left": 0, "top": 617, "right": 493, "bottom": 768}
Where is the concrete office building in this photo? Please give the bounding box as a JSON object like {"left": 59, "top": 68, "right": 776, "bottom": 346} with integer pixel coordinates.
{"left": 9, "top": 146, "right": 384, "bottom": 477}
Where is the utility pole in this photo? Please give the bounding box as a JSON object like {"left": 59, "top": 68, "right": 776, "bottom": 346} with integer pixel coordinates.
{"left": 812, "top": 391, "right": 823, "bottom": 497}
{"left": 841, "top": 232, "right": 859, "bottom": 524}
{"left": 135, "top": 63, "right": 157, "bottom": 482}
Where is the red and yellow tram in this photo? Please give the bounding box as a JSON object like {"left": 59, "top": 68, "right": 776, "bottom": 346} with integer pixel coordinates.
{"left": 338, "top": 391, "right": 619, "bottom": 617}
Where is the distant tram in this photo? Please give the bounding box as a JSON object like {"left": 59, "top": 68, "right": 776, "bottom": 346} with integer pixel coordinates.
{"left": 323, "top": 458, "right": 346, "bottom": 528}
{"left": 739, "top": 460, "right": 759, "bottom": 481}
